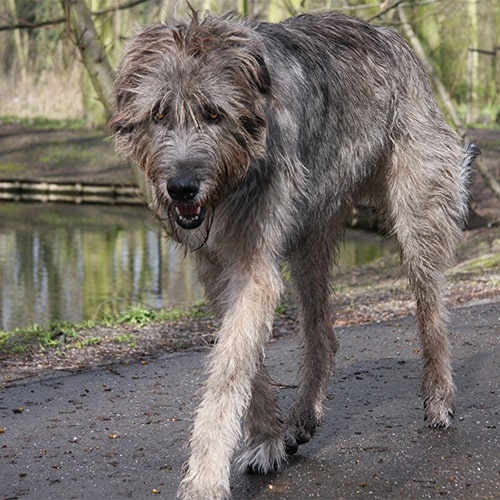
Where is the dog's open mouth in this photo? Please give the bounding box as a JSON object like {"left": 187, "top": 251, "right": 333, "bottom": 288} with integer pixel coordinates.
{"left": 172, "top": 202, "right": 207, "bottom": 230}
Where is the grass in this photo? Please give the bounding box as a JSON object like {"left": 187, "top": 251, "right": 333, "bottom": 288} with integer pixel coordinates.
{"left": 0, "top": 300, "right": 296, "bottom": 356}
{"left": 113, "top": 302, "right": 210, "bottom": 326}
{"left": 0, "top": 302, "right": 210, "bottom": 356}
{"left": 0, "top": 69, "right": 84, "bottom": 123}
{"left": 0, "top": 115, "right": 85, "bottom": 130}
{"left": 0, "top": 320, "right": 85, "bottom": 354}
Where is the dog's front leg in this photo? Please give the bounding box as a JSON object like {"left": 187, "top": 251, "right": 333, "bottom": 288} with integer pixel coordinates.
{"left": 178, "top": 260, "right": 282, "bottom": 500}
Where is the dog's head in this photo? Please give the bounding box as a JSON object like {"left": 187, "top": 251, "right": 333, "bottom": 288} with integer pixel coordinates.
{"left": 111, "top": 13, "right": 273, "bottom": 231}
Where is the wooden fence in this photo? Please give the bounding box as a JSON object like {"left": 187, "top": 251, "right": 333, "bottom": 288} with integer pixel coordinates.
{"left": 0, "top": 179, "right": 384, "bottom": 229}
{"left": 0, "top": 179, "right": 143, "bottom": 205}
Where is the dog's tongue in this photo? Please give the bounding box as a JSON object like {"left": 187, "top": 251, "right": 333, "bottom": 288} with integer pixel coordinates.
{"left": 176, "top": 203, "right": 200, "bottom": 216}
{"left": 173, "top": 202, "right": 207, "bottom": 230}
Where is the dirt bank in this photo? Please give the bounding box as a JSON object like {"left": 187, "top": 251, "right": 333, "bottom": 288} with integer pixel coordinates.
{"left": 0, "top": 123, "right": 133, "bottom": 184}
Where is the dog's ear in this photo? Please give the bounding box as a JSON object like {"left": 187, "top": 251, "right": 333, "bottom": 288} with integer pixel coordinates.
{"left": 238, "top": 48, "right": 271, "bottom": 96}
{"left": 109, "top": 90, "right": 135, "bottom": 135}
{"left": 110, "top": 92, "right": 126, "bottom": 133}
{"left": 254, "top": 54, "right": 271, "bottom": 95}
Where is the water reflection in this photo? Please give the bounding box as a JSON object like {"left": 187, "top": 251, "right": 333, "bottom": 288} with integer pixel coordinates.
{"left": 0, "top": 203, "right": 203, "bottom": 331}
{"left": 0, "top": 203, "right": 392, "bottom": 331}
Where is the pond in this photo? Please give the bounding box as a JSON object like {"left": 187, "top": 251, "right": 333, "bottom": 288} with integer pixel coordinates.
{"left": 0, "top": 203, "right": 392, "bottom": 331}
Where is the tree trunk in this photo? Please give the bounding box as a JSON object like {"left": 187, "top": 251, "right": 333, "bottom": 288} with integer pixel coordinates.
{"left": 7, "top": 0, "right": 29, "bottom": 80}
{"left": 61, "top": 0, "right": 115, "bottom": 118}
{"left": 398, "top": 4, "right": 465, "bottom": 137}
{"left": 467, "top": 0, "right": 480, "bottom": 124}
{"left": 398, "top": 4, "right": 500, "bottom": 203}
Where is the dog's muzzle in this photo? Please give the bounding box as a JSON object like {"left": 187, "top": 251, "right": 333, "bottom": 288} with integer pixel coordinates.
{"left": 167, "top": 176, "right": 207, "bottom": 230}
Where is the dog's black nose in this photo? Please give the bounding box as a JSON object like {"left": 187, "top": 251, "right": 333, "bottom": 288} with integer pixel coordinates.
{"left": 167, "top": 176, "right": 200, "bottom": 201}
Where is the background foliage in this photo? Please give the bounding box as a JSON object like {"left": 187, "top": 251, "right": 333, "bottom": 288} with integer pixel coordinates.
{"left": 0, "top": 0, "right": 498, "bottom": 126}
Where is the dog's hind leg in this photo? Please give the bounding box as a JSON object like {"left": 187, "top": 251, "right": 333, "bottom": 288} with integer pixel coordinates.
{"left": 285, "top": 235, "right": 339, "bottom": 454}
{"left": 385, "top": 139, "right": 471, "bottom": 428}
{"left": 237, "top": 362, "right": 287, "bottom": 474}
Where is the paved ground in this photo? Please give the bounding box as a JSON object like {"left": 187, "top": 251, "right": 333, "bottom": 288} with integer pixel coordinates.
{"left": 1, "top": 300, "right": 498, "bottom": 499}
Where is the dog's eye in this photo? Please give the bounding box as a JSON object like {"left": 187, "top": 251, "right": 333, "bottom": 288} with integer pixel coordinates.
{"left": 153, "top": 110, "right": 166, "bottom": 123}
{"left": 204, "top": 108, "right": 221, "bottom": 124}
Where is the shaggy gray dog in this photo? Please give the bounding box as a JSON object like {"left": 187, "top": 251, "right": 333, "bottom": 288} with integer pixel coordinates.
{"left": 112, "top": 11, "right": 477, "bottom": 499}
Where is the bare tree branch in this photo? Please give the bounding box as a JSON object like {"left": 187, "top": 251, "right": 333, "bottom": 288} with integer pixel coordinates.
{"left": 0, "top": 0, "right": 148, "bottom": 32}
{"left": 0, "top": 17, "right": 65, "bottom": 32}
{"left": 367, "top": 0, "right": 404, "bottom": 22}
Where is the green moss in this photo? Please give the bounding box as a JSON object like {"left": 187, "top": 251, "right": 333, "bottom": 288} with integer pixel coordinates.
{"left": 456, "top": 253, "right": 500, "bottom": 272}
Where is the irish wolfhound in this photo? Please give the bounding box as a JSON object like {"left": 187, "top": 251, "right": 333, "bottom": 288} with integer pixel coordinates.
{"left": 111, "top": 10, "right": 477, "bottom": 499}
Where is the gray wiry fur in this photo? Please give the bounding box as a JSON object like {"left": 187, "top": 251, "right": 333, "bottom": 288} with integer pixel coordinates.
{"left": 112, "top": 11, "right": 478, "bottom": 499}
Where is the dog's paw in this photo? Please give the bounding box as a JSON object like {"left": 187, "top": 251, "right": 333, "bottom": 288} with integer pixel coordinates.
{"left": 177, "top": 477, "right": 231, "bottom": 500}
{"left": 237, "top": 437, "right": 287, "bottom": 474}
{"left": 423, "top": 388, "right": 455, "bottom": 429}
{"left": 424, "top": 400, "right": 455, "bottom": 429}
{"left": 178, "top": 460, "right": 231, "bottom": 500}
{"left": 285, "top": 410, "right": 318, "bottom": 455}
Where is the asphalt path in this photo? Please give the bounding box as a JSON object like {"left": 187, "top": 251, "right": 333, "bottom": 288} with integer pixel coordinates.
{"left": 1, "top": 300, "right": 498, "bottom": 499}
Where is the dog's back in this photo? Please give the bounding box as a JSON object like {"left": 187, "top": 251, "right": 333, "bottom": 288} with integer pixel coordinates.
{"left": 112, "top": 12, "right": 475, "bottom": 499}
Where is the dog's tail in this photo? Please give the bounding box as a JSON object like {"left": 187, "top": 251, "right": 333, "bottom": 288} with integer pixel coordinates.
{"left": 459, "top": 142, "right": 480, "bottom": 227}
{"left": 463, "top": 142, "right": 481, "bottom": 172}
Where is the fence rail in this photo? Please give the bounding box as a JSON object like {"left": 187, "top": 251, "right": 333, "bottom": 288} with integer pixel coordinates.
{"left": 0, "top": 179, "right": 143, "bottom": 205}
{"left": 0, "top": 179, "right": 384, "bottom": 229}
